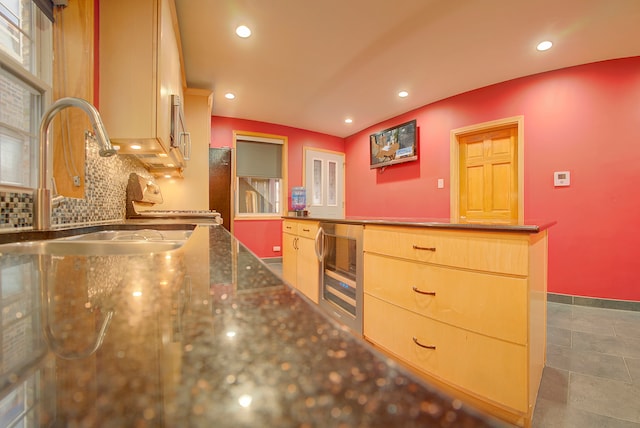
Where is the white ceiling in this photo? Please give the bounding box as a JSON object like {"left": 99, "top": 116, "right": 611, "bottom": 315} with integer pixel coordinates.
{"left": 174, "top": 0, "right": 640, "bottom": 138}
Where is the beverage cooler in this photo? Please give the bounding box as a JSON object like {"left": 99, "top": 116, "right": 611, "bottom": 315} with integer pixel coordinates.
{"left": 316, "top": 222, "right": 363, "bottom": 335}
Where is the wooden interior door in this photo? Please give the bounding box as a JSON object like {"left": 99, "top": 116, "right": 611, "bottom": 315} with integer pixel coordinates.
{"left": 209, "top": 148, "right": 232, "bottom": 231}
{"left": 459, "top": 125, "right": 518, "bottom": 223}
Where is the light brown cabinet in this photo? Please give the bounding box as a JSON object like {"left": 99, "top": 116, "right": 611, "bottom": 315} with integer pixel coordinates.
{"left": 363, "top": 225, "right": 548, "bottom": 427}
{"left": 282, "top": 220, "right": 320, "bottom": 303}
{"left": 99, "top": 0, "right": 186, "bottom": 174}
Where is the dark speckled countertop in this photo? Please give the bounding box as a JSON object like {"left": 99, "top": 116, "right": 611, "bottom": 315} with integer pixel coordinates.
{"left": 0, "top": 224, "right": 509, "bottom": 427}
{"left": 283, "top": 215, "right": 556, "bottom": 233}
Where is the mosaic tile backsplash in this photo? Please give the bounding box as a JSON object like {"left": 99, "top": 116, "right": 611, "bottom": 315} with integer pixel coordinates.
{"left": 0, "top": 139, "right": 151, "bottom": 231}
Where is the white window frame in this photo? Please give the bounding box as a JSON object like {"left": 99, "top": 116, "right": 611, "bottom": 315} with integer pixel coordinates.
{"left": 0, "top": 0, "right": 52, "bottom": 191}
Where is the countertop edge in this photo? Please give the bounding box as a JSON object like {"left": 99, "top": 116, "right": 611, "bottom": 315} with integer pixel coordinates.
{"left": 282, "top": 216, "right": 556, "bottom": 233}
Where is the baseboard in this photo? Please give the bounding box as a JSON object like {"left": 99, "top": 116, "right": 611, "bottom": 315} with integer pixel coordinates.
{"left": 548, "top": 293, "right": 640, "bottom": 312}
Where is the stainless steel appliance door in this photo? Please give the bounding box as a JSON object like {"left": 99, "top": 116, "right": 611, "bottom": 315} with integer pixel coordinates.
{"left": 318, "top": 223, "right": 363, "bottom": 335}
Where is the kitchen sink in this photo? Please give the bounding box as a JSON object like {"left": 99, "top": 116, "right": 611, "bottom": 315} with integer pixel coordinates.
{"left": 59, "top": 228, "right": 193, "bottom": 242}
{"left": 0, "top": 240, "right": 185, "bottom": 256}
{"left": 0, "top": 227, "right": 193, "bottom": 256}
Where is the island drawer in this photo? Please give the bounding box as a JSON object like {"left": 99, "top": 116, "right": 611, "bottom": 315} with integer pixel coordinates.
{"left": 363, "top": 225, "right": 529, "bottom": 275}
{"left": 282, "top": 219, "right": 299, "bottom": 235}
{"left": 364, "top": 294, "right": 528, "bottom": 413}
{"left": 364, "top": 252, "right": 527, "bottom": 344}
{"left": 297, "top": 221, "right": 319, "bottom": 239}
{"left": 283, "top": 220, "right": 319, "bottom": 239}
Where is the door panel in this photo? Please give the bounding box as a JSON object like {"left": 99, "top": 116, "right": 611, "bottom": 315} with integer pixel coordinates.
{"left": 459, "top": 126, "right": 518, "bottom": 223}
{"left": 304, "top": 148, "right": 345, "bottom": 218}
{"left": 209, "top": 148, "right": 231, "bottom": 231}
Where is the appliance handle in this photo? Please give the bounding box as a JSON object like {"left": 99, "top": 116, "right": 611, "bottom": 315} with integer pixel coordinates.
{"left": 314, "top": 227, "right": 324, "bottom": 261}
{"left": 182, "top": 132, "right": 191, "bottom": 160}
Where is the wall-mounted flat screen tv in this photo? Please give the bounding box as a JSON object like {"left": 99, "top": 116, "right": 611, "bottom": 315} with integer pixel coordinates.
{"left": 369, "top": 119, "right": 418, "bottom": 169}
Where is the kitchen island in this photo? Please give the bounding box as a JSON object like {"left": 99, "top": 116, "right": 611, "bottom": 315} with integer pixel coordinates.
{"left": 0, "top": 223, "right": 506, "bottom": 427}
{"left": 283, "top": 216, "right": 554, "bottom": 427}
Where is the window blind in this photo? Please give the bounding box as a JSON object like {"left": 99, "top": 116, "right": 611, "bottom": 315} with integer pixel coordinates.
{"left": 33, "top": 0, "right": 54, "bottom": 22}
{"left": 236, "top": 141, "right": 282, "bottom": 178}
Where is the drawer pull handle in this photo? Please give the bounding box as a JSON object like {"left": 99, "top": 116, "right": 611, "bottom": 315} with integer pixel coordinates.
{"left": 412, "top": 337, "right": 436, "bottom": 350}
{"left": 302, "top": 228, "right": 310, "bottom": 232}
{"left": 412, "top": 245, "right": 436, "bottom": 252}
{"left": 412, "top": 286, "right": 436, "bottom": 296}
{"left": 285, "top": 226, "right": 292, "bottom": 230}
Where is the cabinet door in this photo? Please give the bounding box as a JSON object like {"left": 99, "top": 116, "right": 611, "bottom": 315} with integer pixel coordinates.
{"left": 282, "top": 232, "right": 297, "bottom": 287}
{"left": 157, "top": 0, "right": 182, "bottom": 148}
{"left": 99, "top": 0, "right": 156, "bottom": 140}
{"left": 364, "top": 294, "right": 528, "bottom": 412}
{"left": 296, "top": 236, "right": 319, "bottom": 304}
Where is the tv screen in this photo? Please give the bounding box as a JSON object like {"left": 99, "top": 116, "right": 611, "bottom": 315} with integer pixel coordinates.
{"left": 369, "top": 119, "right": 417, "bottom": 169}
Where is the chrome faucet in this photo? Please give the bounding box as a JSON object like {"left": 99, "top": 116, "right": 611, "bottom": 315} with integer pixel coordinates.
{"left": 34, "top": 97, "right": 117, "bottom": 230}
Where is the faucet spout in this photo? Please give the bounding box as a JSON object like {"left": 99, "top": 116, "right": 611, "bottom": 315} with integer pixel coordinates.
{"left": 34, "top": 97, "right": 116, "bottom": 231}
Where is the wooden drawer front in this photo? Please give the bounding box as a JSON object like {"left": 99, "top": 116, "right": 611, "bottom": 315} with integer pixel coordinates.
{"left": 364, "top": 295, "right": 528, "bottom": 412}
{"left": 364, "top": 253, "right": 527, "bottom": 344}
{"left": 282, "top": 220, "right": 299, "bottom": 235}
{"left": 364, "top": 226, "right": 529, "bottom": 275}
{"left": 297, "top": 222, "right": 319, "bottom": 239}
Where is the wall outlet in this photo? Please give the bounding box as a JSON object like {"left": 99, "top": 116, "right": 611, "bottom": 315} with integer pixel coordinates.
{"left": 273, "top": 245, "right": 281, "bottom": 252}
{"left": 73, "top": 176, "right": 81, "bottom": 187}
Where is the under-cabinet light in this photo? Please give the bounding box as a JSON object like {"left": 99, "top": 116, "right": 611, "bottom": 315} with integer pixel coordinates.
{"left": 238, "top": 394, "right": 252, "bottom": 408}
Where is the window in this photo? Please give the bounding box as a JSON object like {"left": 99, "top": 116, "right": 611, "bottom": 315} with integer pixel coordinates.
{"left": 234, "top": 134, "right": 286, "bottom": 217}
{"left": 0, "top": 0, "right": 52, "bottom": 189}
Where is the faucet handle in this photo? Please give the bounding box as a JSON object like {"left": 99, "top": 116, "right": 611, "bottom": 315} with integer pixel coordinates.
{"left": 51, "top": 177, "right": 58, "bottom": 196}
{"left": 50, "top": 177, "right": 64, "bottom": 207}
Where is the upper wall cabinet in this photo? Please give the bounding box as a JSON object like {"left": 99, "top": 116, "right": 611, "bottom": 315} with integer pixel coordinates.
{"left": 99, "top": 0, "right": 186, "bottom": 175}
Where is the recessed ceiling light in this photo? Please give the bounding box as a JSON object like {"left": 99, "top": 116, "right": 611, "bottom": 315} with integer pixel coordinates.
{"left": 158, "top": 153, "right": 168, "bottom": 157}
{"left": 164, "top": 174, "right": 172, "bottom": 178}
{"left": 130, "top": 144, "right": 141, "bottom": 150}
{"left": 536, "top": 40, "right": 553, "bottom": 51}
{"left": 398, "top": 91, "right": 409, "bottom": 98}
{"left": 225, "top": 92, "right": 236, "bottom": 100}
{"left": 236, "top": 25, "right": 251, "bottom": 38}
{"left": 344, "top": 118, "right": 353, "bottom": 124}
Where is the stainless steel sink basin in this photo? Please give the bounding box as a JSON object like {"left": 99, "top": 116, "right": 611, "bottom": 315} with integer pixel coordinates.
{"left": 0, "top": 239, "right": 185, "bottom": 256}
{"left": 0, "top": 228, "right": 193, "bottom": 256}
{"left": 60, "top": 228, "right": 193, "bottom": 242}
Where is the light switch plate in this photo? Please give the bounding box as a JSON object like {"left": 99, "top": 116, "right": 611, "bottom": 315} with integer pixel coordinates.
{"left": 437, "top": 178, "right": 444, "bottom": 189}
{"left": 554, "top": 171, "right": 570, "bottom": 187}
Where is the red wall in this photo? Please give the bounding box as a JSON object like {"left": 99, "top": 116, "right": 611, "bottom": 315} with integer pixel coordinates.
{"left": 210, "top": 116, "right": 344, "bottom": 258}
{"left": 210, "top": 57, "right": 640, "bottom": 302}
{"left": 344, "top": 56, "right": 640, "bottom": 302}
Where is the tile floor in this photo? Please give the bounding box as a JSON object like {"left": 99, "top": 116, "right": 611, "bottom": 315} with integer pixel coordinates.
{"left": 263, "top": 261, "right": 640, "bottom": 427}
{"left": 532, "top": 302, "right": 640, "bottom": 427}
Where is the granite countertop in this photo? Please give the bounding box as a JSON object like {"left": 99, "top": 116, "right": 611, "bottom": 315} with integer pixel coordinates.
{"left": 283, "top": 215, "right": 556, "bottom": 233}
{"left": 0, "top": 224, "right": 509, "bottom": 427}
